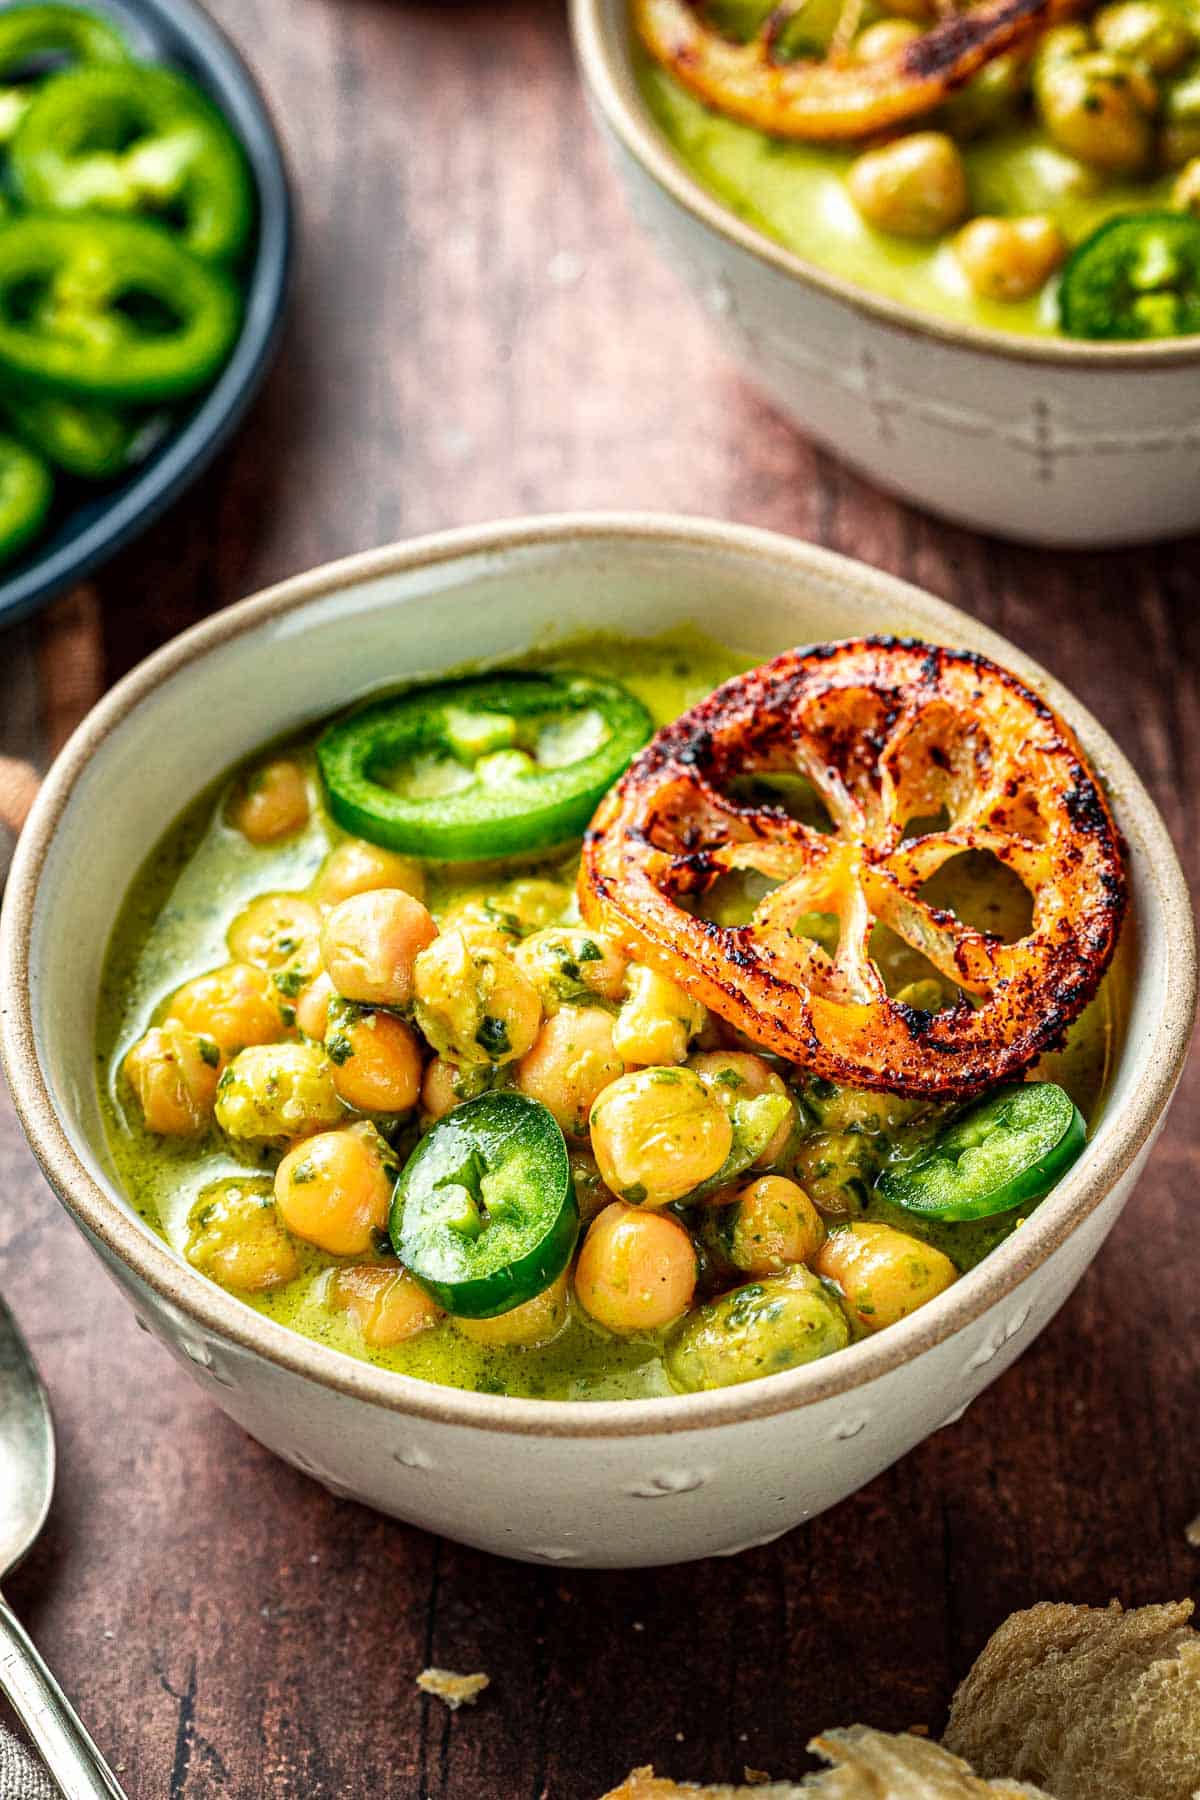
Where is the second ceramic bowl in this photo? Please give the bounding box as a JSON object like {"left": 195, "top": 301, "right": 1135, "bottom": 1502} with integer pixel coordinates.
{"left": 1, "top": 516, "right": 1194, "bottom": 1565}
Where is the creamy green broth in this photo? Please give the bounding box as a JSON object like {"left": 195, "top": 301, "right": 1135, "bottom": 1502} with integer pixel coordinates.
{"left": 638, "top": 54, "right": 1178, "bottom": 336}
{"left": 96, "top": 631, "right": 1118, "bottom": 1401}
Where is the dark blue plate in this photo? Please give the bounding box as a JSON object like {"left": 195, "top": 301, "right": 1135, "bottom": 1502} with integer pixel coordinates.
{"left": 0, "top": 0, "right": 293, "bottom": 631}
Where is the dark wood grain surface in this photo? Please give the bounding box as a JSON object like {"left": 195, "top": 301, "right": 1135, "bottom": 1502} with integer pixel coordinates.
{"left": 1, "top": 2, "right": 1197, "bottom": 1795}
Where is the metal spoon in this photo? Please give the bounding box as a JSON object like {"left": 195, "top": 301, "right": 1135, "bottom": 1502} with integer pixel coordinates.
{"left": 0, "top": 1296, "right": 128, "bottom": 1800}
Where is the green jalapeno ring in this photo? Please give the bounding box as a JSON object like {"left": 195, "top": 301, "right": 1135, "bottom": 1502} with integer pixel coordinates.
{"left": 0, "top": 386, "right": 142, "bottom": 478}
{"left": 12, "top": 64, "right": 253, "bottom": 263}
{"left": 0, "top": 214, "right": 241, "bottom": 402}
{"left": 0, "top": 428, "right": 53, "bottom": 563}
{"left": 0, "top": 4, "right": 129, "bottom": 83}
{"left": 391, "top": 1090, "right": 579, "bottom": 1318}
{"left": 318, "top": 671, "right": 655, "bottom": 862}
{"left": 1059, "top": 211, "right": 1200, "bottom": 340}
{"left": 877, "top": 1081, "right": 1085, "bottom": 1222}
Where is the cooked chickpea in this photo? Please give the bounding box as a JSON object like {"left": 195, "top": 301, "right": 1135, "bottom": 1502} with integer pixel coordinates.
{"left": 816, "top": 1221, "right": 957, "bottom": 1332}
{"left": 665, "top": 1265, "right": 849, "bottom": 1392}
{"left": 275, "top": 1121, "right": 395, "bottom": 1256}
{"left": 513, "top": 927, "right": 627, "bottom": 1013}
{"left": 227, "top": 757, "right": 310, "bottom": 843}
{"left": 954, "top": 215, "right": 1067, "bottom": 303}
{"left": 320, "top": 888, "right": 438, "bottom": 1007}
{"left": 226, "top": 893, "right": 322, "bottom": 970}
{"left": 167, "top": 961, "right": 285, "bottom": 1059}
{"left": 1037, "top": 51, "right": 1157, "bottom": 171}
{"left": 454, "top": 1270, "right": 570, "bottom": 1348}
{"left": 689, "top": 1050, "right": 795, "bottom": 1166}
{"left": 575, "top": 1202, "right": 696, "bottom": 1334}
{"left": 516, "top": 1007, "right": 626, "bottom": 1137}
{"left": 294, "top": 970, "right": 336, "bottom": 1040}
{"left": 123, "top": 1020, "right": 219, "bottom": 1135}
{"left": 420, "top": 1054, "right": 464, "bottom": 1121}
{"left": 589, "top": 1066, "right": 733, "bottom": 1207}
{"left": 612, "top": 963, "right": 706, "bottom": 1066}
{"left": 325, "top": 1001, "right": 423, "bottom": 1114}
{"left": 1095, "top": 0, "right": 1193, "bottom": 74}
{"left": 715, "top": 1175, "right": 825, "bottom": 1277}
{"left": 1172, "top": 155, "right": 1200, "bottom": 211}
{"left": 328, "top": 1264, "right": 440, "bottom": 1346}
{"left": 214, "top": 1041, "right": 342, "bottom": 1142}
{"left": 413, "top": 930, "right": 541, "bottom": 1067}
{"left": 792, "top": 1129, "right": 881, "bottom": 1218}
{"left": 186, "top": 1178, "right": 300, "bottom": 1292}
{"left": 439, "top": 877, "right": 568, "bottom": 944}
{"left": 941, "top": 54, "right": 1027, "bottom": 139}
{"left": 1162, "top": 72, "right": 1200, "bottom": 165}
{"left": 847, "top": 132, "right": 968, "bottom": 239}
{"left": 313, "top": 839, "right": 427, "bottom": 907}
{"left": 854, "top": 17, "right": 921, "bottom": 59}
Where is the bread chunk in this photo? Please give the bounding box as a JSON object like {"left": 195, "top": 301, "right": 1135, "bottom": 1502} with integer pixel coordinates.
{"left": 944, "top": 1599, "right": 1200, "bottom": 1800}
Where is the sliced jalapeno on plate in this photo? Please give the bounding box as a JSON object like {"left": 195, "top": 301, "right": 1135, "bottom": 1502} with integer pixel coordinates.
{"left": 12, "top": 64, "right": 253, "bottom": 263}
{"left": 0, "top": 214, "right": 241, "bottom": 401}
{"left": 319, "top": 671, "right": 654, "bottom": 861}
{"left": 391, "top": 1090, "right": 579, "bottom": 1318}
{"left": 0, "top": 429, "right": 52, "bottom": 563}
{"left": 878, "top": 1081, "right": 1085, "bottom": 1221}
{"left": 0, "top": 4, "right": 129, "bottom": 80}
{"left": 1, "top": 386, "right": 140, "bottom": 478}
{"left": 1060, "top": 211, "right": 1200, "bottom": 340}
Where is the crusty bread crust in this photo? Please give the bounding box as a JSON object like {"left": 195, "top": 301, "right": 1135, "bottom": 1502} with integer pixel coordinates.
{"left": 943, "top": 1600, "right": 1200, "bottom": 1800}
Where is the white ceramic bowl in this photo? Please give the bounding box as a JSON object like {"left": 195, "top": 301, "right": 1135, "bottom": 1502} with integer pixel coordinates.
{"left": 571, "top": 0, "right": 1200, "bottom": 547}
{"left": 1, "top": 516, "right": 1194, "bottom": 1567}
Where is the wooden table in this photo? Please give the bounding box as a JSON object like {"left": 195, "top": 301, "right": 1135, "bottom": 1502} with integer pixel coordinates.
{"left": 1, "top": 2, "right": 1197, "bottom": 1794}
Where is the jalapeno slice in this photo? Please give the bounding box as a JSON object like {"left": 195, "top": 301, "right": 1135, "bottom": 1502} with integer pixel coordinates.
{"left": 0, "top": 215, "right": 241, "bottom": 401}
{"left": 0, "top": 429, "right": 52, "bottom": 563}
{"left": 0, "top": 4, "right": 129, "bottom": 82}
{"left": 878, "top": 1081, "right": 1085, "bottom": 1221}
{"left": 1059, "top": 212, "right": 1200, "bottom": 340}
{"left": 318, "top": 671, "right": 654, "bottom": 861}
{"left": 391, "top": 1091, "right": 579, "bottom": 1318}
{"left": 1, "top": 387, "right": 140, "bottom": 478}
{"left": 12, "top": 65, "right": 253, "bottom": 263}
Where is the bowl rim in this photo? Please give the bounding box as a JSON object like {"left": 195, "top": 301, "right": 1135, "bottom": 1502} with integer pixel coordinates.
{"left": 2, "top": 512, "right": 1195, "bottom": 1440}
{"left": 569, "top": 0, "right": 1200, "bottom": 371}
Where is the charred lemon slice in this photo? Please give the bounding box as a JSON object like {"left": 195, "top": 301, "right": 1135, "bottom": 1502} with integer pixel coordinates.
{"left": 580, "top": 638, "right": 1126, "bottom": 1098}
{"left": 634, "top": 0, "right": 1084, "bottom": 142}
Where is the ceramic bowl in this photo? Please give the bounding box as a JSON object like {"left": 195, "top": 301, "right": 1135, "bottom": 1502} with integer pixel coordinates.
{"left": 1, "top": 515, "right": 1194, "bottom": 1567}
{"left": 571, "top": 0, "right": 1200, "bottom": 548}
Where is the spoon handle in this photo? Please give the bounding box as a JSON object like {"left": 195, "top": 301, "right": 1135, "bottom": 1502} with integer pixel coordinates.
{"left": 0, "top": 1592, "right": 127, "bottom": 1800}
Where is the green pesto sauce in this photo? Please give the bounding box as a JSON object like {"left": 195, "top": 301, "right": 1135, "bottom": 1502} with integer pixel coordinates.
{"left": 637, "top": 52, "right": 1179, "bottom": 338}
{"left": 95, "top": 629, "right": 1120, "bottom": 1402}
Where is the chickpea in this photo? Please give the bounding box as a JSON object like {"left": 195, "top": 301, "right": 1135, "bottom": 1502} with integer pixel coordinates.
{"left": 712, "top": 1175, "right": 826, "bottom": 1277}
{"left": 185, "top": 1178, "right": 300, "bottom": 1292}
{"left": 941, "top": 54, "right": 1027, "bottom": 140}
{"left": 275, "top": 1121, "right": 396, "bottom": 1256}
{"left": 589, "top": 1066, "right": 733, "bottom": 1208}
{"left": 294, "top": 970, "right": 336, "bottom": 1041}
{"left": 1037, "top": 51, "right": 1157, "bottom": 172}
{"left": 792, "top": 1129, "right": 881, "bottom": 1218}
{"left": 325, "top": 1001, "right": 423, "bottom": 1114}
{"left": 328, "top": 1264, "right": 440, "bottom": 1346}
{"left": 1173, "top": 154, "right": 1200, "bottom": 210}
{"left": 420, "top": 1054, "right": 465, "bottom": 1121}
{"left": 689, "top": 1050, "right": 795, "bottom": 1167}
{"left": 438, "top": 892, "right": 521, "bottom": 949}
{"left": 802, "top": 1078, "right": 928, "bottom": 1138}
{"left": 575, "top": 1202, "right": 697, "bottom": 1334}
{"left": 816, "top": 1221, "right": 957, "bottom": 1333}
{"left": 167, "top": 961, "right": 285, "bottom": 1059}
{"left": 320, "top": 888, "right": 438, "bottom": 1008}
{"left": 214, "top": 1041, "right": 342, "bottom": 1142}
{"left": 413, "top": 930, "right": 541, "bottom": 1067}
{"left": 854, "top": 17, "right": 921, "bottom": 60}
{"left": 1163, "top": 73, "right": 1200, "bottom": 166}
{"left": 440, "top": 877, "right": 568, "bottom": 943}
{"left": 1095, "top": 0, "right": 1193, "bottom": 74}
{"left": 665, "top": 1266, "right": 849, "bottom": 1392}
{"left": 516, "top": 1006, "right": 626, "bottom": 1137}
{"left": 513, "top": 927, "right": 627, "bottom": 1014}
{"left": 123, "top": 1020, "right": 219, "bottom": 1135}
{"left": 611, "top": 963, "right": 706, "bottom": 1066}
{"left": 226, "top": 893, "right": 322, "bottom": 970}
{"left": 313, "top": 839, "right": 427, "bottom": 907}
{"left": 954, "top": 215, "right": 1067, "bottom": 303}
{"left": 454, "top": 1270, "right": 570, "bottom": 1348}
{"left": 227, "top": 757, "right": 310, "bottom": 844}
{"left": 847, "top": 133, "right": 969, "bottom": 239}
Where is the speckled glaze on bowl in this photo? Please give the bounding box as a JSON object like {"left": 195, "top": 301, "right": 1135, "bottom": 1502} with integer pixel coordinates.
{"left": 571, "top": 0, "right": 1200, "bottom": 548}
{"left": 1, "top": 516, "right": 1194, "bottom": 1567}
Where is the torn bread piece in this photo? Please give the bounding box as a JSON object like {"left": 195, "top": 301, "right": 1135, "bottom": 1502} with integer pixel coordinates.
{"left": 416, "top": 1667, "right": 489, "bottom": 1710}
{"left": 944, "top": 1600, "right": 1200, "bottom": 1800}
{"left": 602, "top": 1727, "right": 1055, "bottom": 1798}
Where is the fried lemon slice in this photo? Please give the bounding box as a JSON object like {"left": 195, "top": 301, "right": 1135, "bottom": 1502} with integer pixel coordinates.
{"left": 580, "top": 638, "right": 1125, "bottom": 1098}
